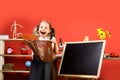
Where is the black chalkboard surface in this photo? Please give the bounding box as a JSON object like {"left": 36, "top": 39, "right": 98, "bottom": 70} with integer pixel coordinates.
{"left": 58, "top": 40, "right": 106, "bottom": 79}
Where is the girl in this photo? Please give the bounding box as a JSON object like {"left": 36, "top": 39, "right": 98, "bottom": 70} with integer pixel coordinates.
{"left": 29, "top": 20, "right": 59, "bottom": 80}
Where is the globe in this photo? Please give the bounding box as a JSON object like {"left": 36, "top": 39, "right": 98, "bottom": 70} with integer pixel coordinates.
{"left": 25, "top": 61, "right": 31, "bottom": 68}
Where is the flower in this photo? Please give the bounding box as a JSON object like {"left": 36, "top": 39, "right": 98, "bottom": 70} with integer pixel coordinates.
{"left": 97, "top": 28, "right": 111, "bottom": 40}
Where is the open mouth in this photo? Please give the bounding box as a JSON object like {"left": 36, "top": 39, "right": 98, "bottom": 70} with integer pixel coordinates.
{"left": 40, "top": 31, "right": 46, "bottom": 34}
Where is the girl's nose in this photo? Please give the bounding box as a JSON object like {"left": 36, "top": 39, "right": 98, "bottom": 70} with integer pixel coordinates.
{"left": 42, "top": 27, "right": 45, "bottom": 30}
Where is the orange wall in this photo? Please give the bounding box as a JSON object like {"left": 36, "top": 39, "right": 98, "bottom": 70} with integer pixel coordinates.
{"left": 0, "top": 0, "right": 120, "bottom": 80}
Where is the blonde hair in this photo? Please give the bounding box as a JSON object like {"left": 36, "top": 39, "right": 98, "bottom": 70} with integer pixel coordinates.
{"left": 33, "top": 20, "right": 55, "bottom": 37}
{"left": 33, "top": 25, "right": 39, "bottom": 37}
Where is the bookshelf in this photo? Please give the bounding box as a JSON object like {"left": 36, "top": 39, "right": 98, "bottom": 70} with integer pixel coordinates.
{"left": 0, "top": 39, "right": 32, "bottom": 80}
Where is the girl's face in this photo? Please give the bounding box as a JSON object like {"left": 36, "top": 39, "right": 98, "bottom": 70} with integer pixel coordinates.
{"left": 38, "top": 21, "right": 51, "bottom": 37}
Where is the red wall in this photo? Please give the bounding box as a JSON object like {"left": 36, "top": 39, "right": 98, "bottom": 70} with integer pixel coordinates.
{"left": 0, "top": 0, "right": 120, "bottom": 80}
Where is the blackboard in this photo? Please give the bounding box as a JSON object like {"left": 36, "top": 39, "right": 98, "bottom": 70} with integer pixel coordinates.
{"left": 58, "top": 40, "right": 106, "bottom": 79}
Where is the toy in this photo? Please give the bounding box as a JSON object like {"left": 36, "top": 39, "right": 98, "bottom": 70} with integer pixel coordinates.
{"left": 11, "top": 20, "right": 24, "bottom": 39}
{"left": 25, "top": 60, "right": 31, "bottom": 70}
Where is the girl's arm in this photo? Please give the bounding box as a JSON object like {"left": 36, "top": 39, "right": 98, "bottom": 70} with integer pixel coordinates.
{"left": 51, "top": 37, "right": 59, "bottom": 54}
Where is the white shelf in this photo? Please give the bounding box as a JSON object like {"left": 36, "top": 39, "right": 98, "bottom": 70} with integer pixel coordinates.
{"left": 104, "top": 57, "right": 120, "bottom": 60}
{"left": 0, "top": 39, "right": 23, "bottom": 41}
{"left": 0, "top": 70, "right": 30, "bottom": 73}
{"left": 0, "top": 54, "right": 32, "bottom": 57}
{"left": 0, "top": 39, "right": 32, "bottom": 80}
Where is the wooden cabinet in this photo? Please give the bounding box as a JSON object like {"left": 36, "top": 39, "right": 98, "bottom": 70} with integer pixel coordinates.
{"left": 0, "top": 39, "right": 32, "bottom": 80}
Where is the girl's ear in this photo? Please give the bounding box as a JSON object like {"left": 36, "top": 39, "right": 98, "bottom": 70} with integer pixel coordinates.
{"left": 49, "top": 29, "right": 51, "bottom": 34}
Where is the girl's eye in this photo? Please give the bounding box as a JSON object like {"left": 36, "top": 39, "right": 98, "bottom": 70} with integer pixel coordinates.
{"left": 45, "top": 27, "right": 48, "bottom": 29}
{"left": 40, "top": 26, "right": 43, "bottom": 29}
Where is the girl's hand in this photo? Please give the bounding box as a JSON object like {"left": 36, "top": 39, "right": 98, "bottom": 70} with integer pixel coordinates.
{"left": 50, "top": 37, "right": 57, "bottom": 44}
